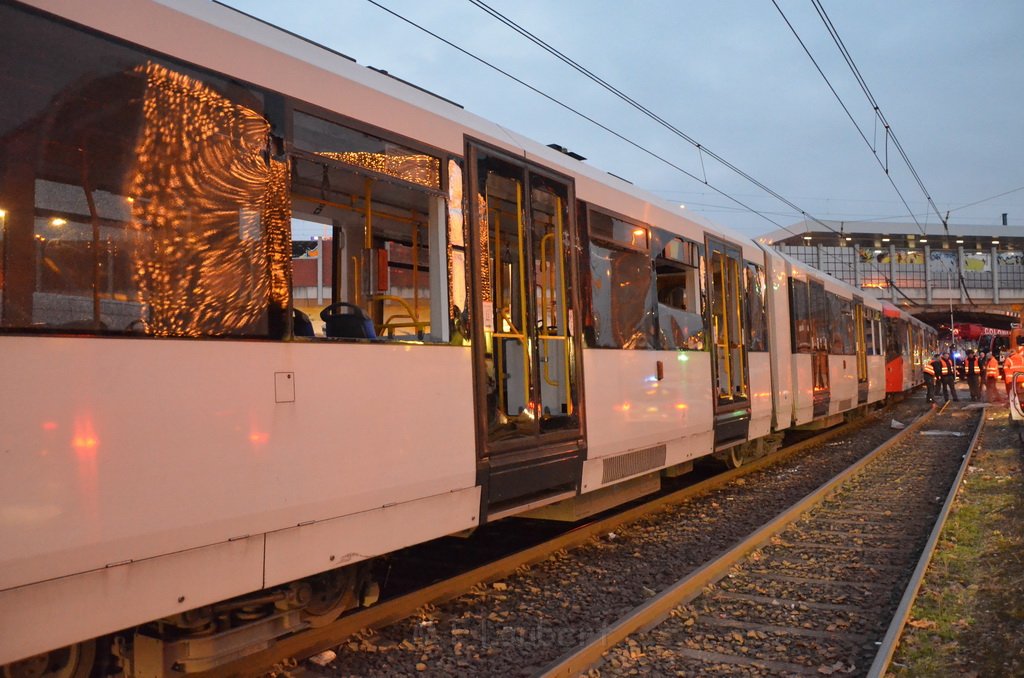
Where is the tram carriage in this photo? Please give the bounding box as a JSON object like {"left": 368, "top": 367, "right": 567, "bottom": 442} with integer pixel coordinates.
{"left": 768, "top": 249, "right": 890, "bottom": 428}
{"left": 0, "top": 1, "right": 935, "bottom": 674}
{"left": 882, "top": 302, "right": 935, "bottom": 394}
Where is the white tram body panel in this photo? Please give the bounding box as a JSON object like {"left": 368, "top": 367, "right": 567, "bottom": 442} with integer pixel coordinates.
{"left": 791, "top": 353, "right": 816, "bottom": 426}
{"left": 580, "top": 349, "right": 714, "bottom": 492}
{"left": 868, "top": 355, "right": 887, "bottom": 402}
{"left": 827, "top": 353, "right": 858, "bottom": 414}
{"left": 0, "top": 337, "right": 479, "bottom": 660}
{"left": 582, "top": 349, "right": 713, "bottom": 461}
{"left": 761, "top": 247, "right": 794, "bottom": 431}
{"left": 747, "top": 351, "right": 774, "bottom": 440}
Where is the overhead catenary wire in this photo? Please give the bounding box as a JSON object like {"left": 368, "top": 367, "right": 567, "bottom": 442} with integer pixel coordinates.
{"left": 365, "top": 1, "right": 930, "bottom": 306}
{"left": 776, "top": 0, "right": 981, "bottom": 308}
{"left": 463, "top": 0, "right": 845, "bottom": 239}
{"left": 770, "top": 0, "right": 927, "bottom": 236}
{"left": 466, "top": 0, "right": 988, "bottom": 313}
{"left": 463, "top": 0, "right": 907, "bottom": 299}
{"left": 809, "top": 0, "right": 950, "bottom": 233}
{"left": 465, "top": 0, "right": 925, "bottom": 307}
{"left": 361, "top": 0, "right": 802, "bottom": 238}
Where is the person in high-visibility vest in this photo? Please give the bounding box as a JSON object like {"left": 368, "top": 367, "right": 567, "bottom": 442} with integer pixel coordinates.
{"left": 963, "top": 348, "right": 982, "bottom": 402}
{"left": 939, "top": 351, "right": 959, "bottom": 402}
{"left": 1004, "top": 343, "right": 1024, "bottom": 400}
{"left": 984, "top": 349, "right": 1003, "bottom": 403}
{"left": 923, "top": 353, "right": 938, "bottom": 404}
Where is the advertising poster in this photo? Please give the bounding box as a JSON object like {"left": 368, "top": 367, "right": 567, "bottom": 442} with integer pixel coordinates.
{"left": 928, "top": 250, "right": 958, "bottom": 275}
{"left": 962, "top": 252, "right": 990, "bottom": 273}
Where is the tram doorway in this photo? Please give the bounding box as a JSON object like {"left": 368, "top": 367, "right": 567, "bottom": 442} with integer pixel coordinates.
{"left": 466, "top": 143, "right": 585, "bottom": 519}
{"left": 707, "top": 238, "right": 751, "bottom": 446}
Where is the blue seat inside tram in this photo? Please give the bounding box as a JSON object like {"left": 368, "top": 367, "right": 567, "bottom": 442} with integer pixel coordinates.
{"left": 293, "top": 308, "right": 315, "bottom": 337}
{"left": 320, "top": 302, "right": 377, "bottom": 339}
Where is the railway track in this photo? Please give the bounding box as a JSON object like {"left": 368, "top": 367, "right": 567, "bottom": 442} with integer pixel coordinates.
{"left": 544, "top": 403, "right": 983, "bottom": 677}
{"left": 195, "top": 399, "right": 933, "bottom": 677}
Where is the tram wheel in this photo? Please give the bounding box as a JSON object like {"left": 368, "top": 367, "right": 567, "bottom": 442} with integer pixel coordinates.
{"left": 721, "top": 441, "right": 758, "bottom": 469}
{"left": 726, "top": 445, "right": 745, "bottom": 469}
{"left": 2, "top": 641, "right": 96, "bottom": 678}
{"left": 302, "top": 569, "right": 358, "bottom": 628}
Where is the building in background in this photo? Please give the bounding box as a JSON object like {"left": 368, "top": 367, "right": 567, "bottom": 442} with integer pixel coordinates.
{"left": 760, "top": 220, "right": 1022, "bottom": 333}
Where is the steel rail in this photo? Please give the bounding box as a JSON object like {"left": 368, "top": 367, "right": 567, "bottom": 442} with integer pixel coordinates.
{"left": 866, "top": 409, "right": 986, "bottom": 677}
{"left": 197, "top": 409, "right": 888, "bottom": 677}
{"left": 537, "top": 407, "right": 937, "bottom": 678}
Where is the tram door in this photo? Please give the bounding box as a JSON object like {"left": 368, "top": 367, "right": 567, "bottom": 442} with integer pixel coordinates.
{"left": 707, "top": 238, "right": 750, "bottom": 445}
{"left": 809, "top": 280, "right": 830, "bottom": 415}
{"left": 854, "top": 300, "right": 869, "bottom": 403}
{"left": 467, "top": 144, "right": 584, "bottom": 517}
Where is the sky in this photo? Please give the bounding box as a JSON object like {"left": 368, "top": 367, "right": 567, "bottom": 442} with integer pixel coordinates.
{"left": 220, "top": 0, "right": 1024, "bottom": 240}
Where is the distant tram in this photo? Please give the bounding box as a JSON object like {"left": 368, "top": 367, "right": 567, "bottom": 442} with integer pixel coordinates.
{"left": 0, "top": 1, "right": 935, "bottom": 675}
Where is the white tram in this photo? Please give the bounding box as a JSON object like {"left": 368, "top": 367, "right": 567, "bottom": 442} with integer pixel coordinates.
{"left": 0, "top": 1, "right": 934, "bottom": 674}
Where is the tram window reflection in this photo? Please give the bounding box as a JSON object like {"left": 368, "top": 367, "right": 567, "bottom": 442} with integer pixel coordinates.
{"left": 0, "top": 6, "right": 285, "bottom": 338}
{"left": 586, "top": 209, "right": 655, "bottom": 350}
{"left": 653, "top": 232, "right": 705, "bottom": 351}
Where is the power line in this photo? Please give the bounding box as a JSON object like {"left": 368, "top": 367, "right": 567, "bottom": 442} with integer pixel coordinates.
{"left": 810, "top": 0, "right": 950, "bottom": 233}
{"left": 366, "top": 1, "right": 927, "bottom": 303}
{"left": 460, "top": 0, "right": 941, "bottom": 303}
{"left": 463, "top": 0, "right": 848, "bottom": 240}
{"left": 771, "top": 0, "right": 926, "bottom": 235}
{"left": 948, "top": 184, "right": 1024, "bottom": 212}
{"left": 361, "top": 0, "right": 799, "bottom": 237}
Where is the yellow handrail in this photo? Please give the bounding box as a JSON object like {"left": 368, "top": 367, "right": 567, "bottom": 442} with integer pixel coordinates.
{"left": 514, "top": 182, "right": 530, "bottom": 413}
{"left": 714, "top": 253, "right": 732, "bottom": 399}
{"left": 292, "top": 193, "right": 422, "bottom": 226}
{"left": 363, "top": 178, "right": 373, "bottom": 250}
{"left": 554, "top": 196, "right": 572, "bottom": 413}
{"left": 411, "top": 223, "right": 420, "bottom": 320}
{"left": 538, "top": 228, "right": 558, "bottom": 388}
{"left": 350, "top": 255, "right": 360, "bottom": 307}
{"left": 490, "top": 204, "right": 505, "bottom": 415}
{"left": 369, "top": 293, "right": 429, "bottom": 337}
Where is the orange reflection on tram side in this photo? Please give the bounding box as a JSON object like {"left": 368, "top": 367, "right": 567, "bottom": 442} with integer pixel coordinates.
{"left": 71, "top": 415, "right": 101, "bottom": 519}
{"left": 72, "top": 416, "right": 99, "bottom": 459}
{"left": 614, "top": 401, "right": 632, "bottom": 413}
{"left": 248, "top": 430, "right": 270, "bottom": 446}
{"left": 41, "top": 421, "right": 58, "bottom": 431}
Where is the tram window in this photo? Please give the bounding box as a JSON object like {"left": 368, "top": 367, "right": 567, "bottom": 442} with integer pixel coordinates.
{"left": 744, "top": 262, "right": 769, "bottom": 352}
{"left": 809, "top": 281, "right": 830, "bottom": 351}
{"left": 885, "top": 319, "right": 903, "bottom": 359}
{"left": 0, "top": 5, "right": 288, "bottom": 337}
{"left": 789, "top": 278, "right": 811, "bottom": 353}
{"left": 829, "top": 295, "right": 855, "bottom": 354}
{"left": 290, "top": 150, "right": 448, "bottom": 343}
{"left": 652, "top": 231, "right": 704, "bottom": 350}
{"left": 447, "top": 160, "right": 470, "bottom": 344}
{"left": 586, "top": 210, "right": 655, "bottom": 349}
{"left": 864, "top": 308, "right": 881, "bottom": 355}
